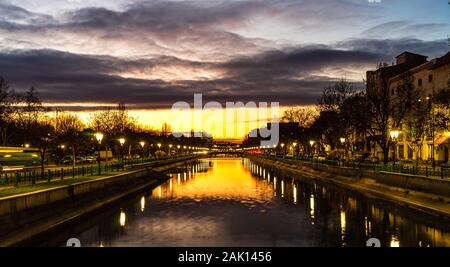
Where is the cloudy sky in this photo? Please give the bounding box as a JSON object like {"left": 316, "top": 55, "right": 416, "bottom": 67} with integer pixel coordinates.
{"left": 0, "top": 0, "right": 449, "bottom": 111}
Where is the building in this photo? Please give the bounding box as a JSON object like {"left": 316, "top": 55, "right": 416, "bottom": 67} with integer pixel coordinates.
{"left": 366, "top": 51, "right": 450, "bottom": 164}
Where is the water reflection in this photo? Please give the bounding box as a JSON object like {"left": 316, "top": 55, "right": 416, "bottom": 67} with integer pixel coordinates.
{"left": 119, "top": 210, "right": 126, "bottom": 227}
{"left": 140, "top": 196, "right": 145, "bottom": 212}
{"left": 48, "top": 158, "right": 450, "bottom": 247}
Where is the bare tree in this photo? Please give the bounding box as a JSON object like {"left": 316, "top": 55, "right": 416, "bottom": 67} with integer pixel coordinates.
{"left": 314, "top": 80, "right": 360, "bottom": 149}
{"left": 0, "top": 77, "right": 18, "bottom": 146}
{"left": 405, "top": 95, "right": 432, "bottom": 166}
{"left": 16, "top": 87, "right": 47, "bottom": 144}
{"left": 56, "top": 113, "right": 85, "bottom": 170}
{"left": 281, "top": 106, "right": 318, "bottom": 127}
{"left": 161, "top": 122, "right": 172, "bottom": 137}
{"left": 352, "top": 71, "right": 419, "bottom": 164}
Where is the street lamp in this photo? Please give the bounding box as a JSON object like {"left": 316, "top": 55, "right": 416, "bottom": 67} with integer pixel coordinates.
{"left": 139, "top": 141, "right": 146, "bottom": 159}
{"left": 169, "top": 144, "right": 173, "bottom": 157}
{"left": 390, "top": 130, "right": 399, "bottom": 164}
{"left": 24, "top": 143, "right": 30, "bottom": 148}
{"left": 95, "top": 132, "right": 104, "bottom": 175}
{"left": 119, "top": 138, "right": 126, "bottom": 161}
{"left": 309, "top": 140, "right": 315, "bottom": 157}
{"left": 340, "top": 137, "right": 346, "bottom": 161}
{"left": 293, "top": 142, "right": 297, "bottom": 157}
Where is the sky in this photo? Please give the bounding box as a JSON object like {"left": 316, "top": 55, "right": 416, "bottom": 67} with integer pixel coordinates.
{"left": 0, "top": 0, "right": 449, "bottom": 137}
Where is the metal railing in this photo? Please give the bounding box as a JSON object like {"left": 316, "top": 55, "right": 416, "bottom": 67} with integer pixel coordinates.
{"left": 258, "top": 154, "right": 450, "bottom": 179}
{"left": 0, "top": 155, "right": 193, "bottom": 187}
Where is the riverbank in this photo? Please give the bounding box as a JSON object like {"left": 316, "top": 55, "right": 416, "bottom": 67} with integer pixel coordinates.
{"left": 247, "top": 155, "right": 450, "bottom": 220}
{"left": 0, "top": 156, "right": 202, "bottom": 247}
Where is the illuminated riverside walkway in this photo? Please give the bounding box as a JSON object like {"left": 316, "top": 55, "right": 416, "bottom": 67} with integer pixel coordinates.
{"left": 31, "top": 158, "right": 450, "bottom": 247}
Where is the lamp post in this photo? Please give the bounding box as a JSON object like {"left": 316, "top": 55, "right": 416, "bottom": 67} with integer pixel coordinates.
{"left": 293, "top": 142, "right": 298, "bottom": 157}
{"left": 95, "top": 133, "right": 104, "bottom": 175}
{"left": 139, "top": 141, "right": 145, "bottom": 158}
{"left": 169, "top": 144, "right": 173, "bottom": 157}
{"left": 309, "top": 140, "right": 315, "bottom": 157}
{"left": 390, "top": 130, "right": 399, "bottom": 165}
{"left": 280, "top": 143, "right": 285, "bottom": 156}
{"left": 427, "top": 94, "right": 436, "bottom": 168}
{"left": 340, "top": 137, "right": 346, "bottom": 160}
{"left": 119, "top": 138, "right": 125, "bottom": 161}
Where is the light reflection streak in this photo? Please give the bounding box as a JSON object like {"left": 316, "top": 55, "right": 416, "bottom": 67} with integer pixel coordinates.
{"left": 140, "top": 196, "right": 145, "bottom": 212}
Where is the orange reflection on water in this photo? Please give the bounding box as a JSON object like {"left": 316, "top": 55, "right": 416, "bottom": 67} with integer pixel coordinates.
{"left": 153, "top": 159, "right": 273, "bottom": 200}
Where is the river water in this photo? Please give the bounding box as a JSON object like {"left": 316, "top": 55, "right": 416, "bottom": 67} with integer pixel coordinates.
{"left": 41, "top": 158, "right": 449, "bottom": 247}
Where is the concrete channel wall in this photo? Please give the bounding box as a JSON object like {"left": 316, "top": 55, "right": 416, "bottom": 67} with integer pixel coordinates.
{"left": 0, "top": 157, "right": 201, "bottom": 217}
{"left": 249, "top": 156, "right": 450, "bottom": 197}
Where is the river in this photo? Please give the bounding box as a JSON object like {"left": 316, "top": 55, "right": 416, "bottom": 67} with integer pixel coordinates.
{"left": 36, "top": 158, "right": 450, "bottom": 247}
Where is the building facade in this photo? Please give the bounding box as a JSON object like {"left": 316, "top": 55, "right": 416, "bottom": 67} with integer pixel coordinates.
{"left": 366, "top": 51, "right": 450, "bottom": 164}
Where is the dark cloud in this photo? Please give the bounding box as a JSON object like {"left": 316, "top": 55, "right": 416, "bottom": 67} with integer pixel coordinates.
{"left": 0, "top": 44, "right": 391, "bottom": 109}
{"left": 337, "top": 38, "right": 449, "bottom": 60}
{"left": 361, "top": 21, "right": 449, "bottom": 39}
{"left": 0, "top": 1, "right": 447, "bottom": 110}
{"left": 0, "top": 2, "right": 54, "bottom": 24}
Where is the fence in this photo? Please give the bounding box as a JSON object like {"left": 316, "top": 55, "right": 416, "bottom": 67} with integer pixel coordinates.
{"left": 0, "top": 156, "right": 182, "bottom": 187}
{"left": 261, "top": 154, "right": 450, "bottom": 179}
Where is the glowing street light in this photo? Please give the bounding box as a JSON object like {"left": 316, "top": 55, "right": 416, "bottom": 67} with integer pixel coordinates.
{"left": 24, "top": 143, "right": 30, "bottom": 148}
{"left": 118, "top": 138, "right": 126, "bottom": 161}
{"left": 390, "top": 130, "right": 399, "bottom": 141}
{"left": 390, "top": 130, "right": 400, "bottom": 164}
{"left": 119, "top": 138, "right": 126, "bottom": 146}
{"left": 340, "top": 137, "right": 346, "bottom": 144}
{"left": 95, "top": 133, "right": 104, "bottom": 144}
{"left": 157, "top": 143, "right": 162, "bottom": 149}
{"left": 95, "top": 132, "right": 104, "bottom": 175}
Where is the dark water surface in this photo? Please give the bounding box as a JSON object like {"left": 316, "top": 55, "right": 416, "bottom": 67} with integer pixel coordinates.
{"left": 40, "top": 158, "right": 449, "bottom": 247}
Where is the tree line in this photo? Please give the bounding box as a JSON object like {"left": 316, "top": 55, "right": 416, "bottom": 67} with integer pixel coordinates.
{"left": 0, "top": 77, "right": 209, "bottom": 177}
{"left": 244, "top": 75, "right": 450, "bottom": 165}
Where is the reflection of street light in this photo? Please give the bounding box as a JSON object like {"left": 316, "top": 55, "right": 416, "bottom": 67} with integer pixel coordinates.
{"left": 390, "top": 130, "right": 399, "bottom": 164}
{"left": 95, "top": 133, "right": 104, "bottom": 175}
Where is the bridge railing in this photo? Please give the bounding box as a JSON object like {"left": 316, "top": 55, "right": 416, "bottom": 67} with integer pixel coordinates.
{"left": 0, "top": 155, "right": 194, "bottom": 188}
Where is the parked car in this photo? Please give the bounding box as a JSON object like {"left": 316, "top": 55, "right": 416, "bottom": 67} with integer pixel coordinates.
{"left": 61, "top": 155, "right": 73, "bottom": 165}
